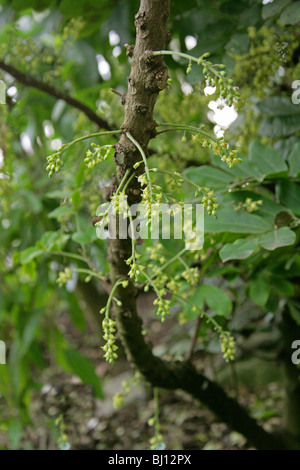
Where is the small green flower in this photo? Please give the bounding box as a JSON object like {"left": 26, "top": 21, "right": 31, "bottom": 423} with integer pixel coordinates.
{"left": 220, "top": 332, "right": 236, "bottom": 362}
{"left": 101, "top": 317, "right": 118, "bottom": 364}
{"left": 57, "top": 267, "right": 72, "bottom": 287}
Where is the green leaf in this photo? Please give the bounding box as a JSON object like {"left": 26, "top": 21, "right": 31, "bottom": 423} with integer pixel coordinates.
{"left": 276, "top": 180, "right": 300, "bottom": 216}
{"left": 257, "top": 96, "right": 299, "bottom": 116}
{"left": 72, "top": 226, "right": 98, "bottom": 245}
{"left": 262, "top": 0, "right": 292, "bottom": 19}
{"left": 271, "top": 278, "right": 294, "bottom": 297}
{"left": 8, "top": 417, "right": 22, "bottom": 450}
{"left": 38, "top": 231, "right": 63, "bottom": 251}
{"left": 288, "top": 143, "right": 300, "bottom": 177}
{"left": 249, "top": 275, "right": 271, "bottom": 307}
{"left": 191, "top": 284, "right": 232, "bottom": 317}
{"left": 260, "top": 116, "right": 300, "bottom": 138}
{"left": 204, "top": 209, "right": 272, "bottom": 234}
{"left": 19, "top": 310, "right": 43, "bottom": 357}
{"left": 288, "top": 304, "right": 300, "bottom": 325}
{"left": 67, "top": 294, "right": 86, "bottom": 331}
{"left": 280, "top": 1, "right": 300, "bottom": 24}
{"left": 64, "top": 349, "right": 103, "bottom": 399}
{"left": 249, "top": 141, "right": 288, "bottom": 178}
{"left": 72, "top": 190, "right": 81, "bottom": 210}
{"left": 48, "top": 206, "right": 74, "bottom": 219}
{"left": 19, "top": 247, "right": 44, "bottom": 264}
{"left": 46, "top": 189, "right": 73, "bottom": 199}
{"left": 184, "top": 165, "right": 233, "bottom": 190}
{"left": 259, "top": 227, "right": 296, "bottom": 251}
{"left": 220, "top": 238, "right": 258, "bottom": 262}
{"left": 59, "top": 0, "right": 84, "bottom": 17}
{"left": 224, "top": 190, "right": 284, "bottom": 223}
{"left": 225, "top": 33, "right": 249, "bottom": 55}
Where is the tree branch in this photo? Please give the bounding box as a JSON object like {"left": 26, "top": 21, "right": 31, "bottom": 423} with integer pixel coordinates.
{"left": 0, "top": 60, "right": 112, "bottom": 131}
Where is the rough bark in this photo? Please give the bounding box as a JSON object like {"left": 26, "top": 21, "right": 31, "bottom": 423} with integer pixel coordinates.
{"left": 107, "top": 0, "right": 283, "bottom": 450}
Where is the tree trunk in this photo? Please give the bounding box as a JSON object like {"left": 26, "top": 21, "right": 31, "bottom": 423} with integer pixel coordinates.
{"left": 106, "top": 0, "right": 284, "bottom": 450}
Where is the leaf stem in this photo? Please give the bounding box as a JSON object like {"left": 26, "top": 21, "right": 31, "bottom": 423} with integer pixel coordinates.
{"left": 126, "top": 132, "right": 153, "bottom": 200}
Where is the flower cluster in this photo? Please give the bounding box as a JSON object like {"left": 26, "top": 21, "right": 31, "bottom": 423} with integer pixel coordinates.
{"left": 182, "top": 267, "right": 199, "bottom": 286}
{"left": 196, "top": 136, "right": 242, "bottom": 168}
{"left": 138, "top": 173, "right": 163, "bottom": 222}
{"left": 146, "top": 243, "right": 166, "bottom": 263}
{"left": 220, "top": 332, "right": 236, "bottom": 362}
{"left": 113, "top": 374, "right": 140, "bottom": 409}
{"left": 233, "top": 198, "right": 263, "bottom": 213}
{"left": 112, "top": 393, "right": 124, "bottom": 409}
{"left": 101, "top": 317, "right": 118, "bottom": 364}
{"left": 84, "top": 144, "right": 113, "bottom": 169}
{"left": 197, "top": 53, "right": 240, "bottom": 106}
{"left": 110, "top": 193, "right": 128, "bottom": 217}
{"left": 46, "top": 150, "right": 64, "bottom": 177}
{"left": 57, "top": 267, "right": 72, "bottom": 287}
{"left": 126, "top": 254, "right": 144, "bottom": 280}
{"left": 153, "top": 296, "right": 171, "bottom": 322}
{"left": 200, "top": 188, "right": 219, "bottom": 217}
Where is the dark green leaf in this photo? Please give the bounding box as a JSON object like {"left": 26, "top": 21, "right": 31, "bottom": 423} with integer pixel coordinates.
{"left": 184, "top": 165, "right": 233, "bottom": 190}
{"left": 191, "top": 284, "right": 232, "bottom": 317}
{"left": 204, "top": 209, "right": 272, "bottom": 234}
{"left": 249, "top": 275, "right": 271, "bottom": 307}
{"left": 257, "top": 96, "right": 300, "bottom": 116}
{"left": 260, "top": 116, "right": 300, "bottom": 138}
{"left": 276, "top": 180, "right": 300, "bottom": 216}
{"left": 64, "top": 349, "right": 103, "bottom": 399}
{"left": 262, "top": 0, "right": 292, "bottom": 19}
{"left": 288, "top": 142, "right": 300, "bottom": 177}
{"left": 249, "top": 141, "right": 288, "bottom": 178}
{"left": 280, "top": 1, "right": 300, "bottom": 24}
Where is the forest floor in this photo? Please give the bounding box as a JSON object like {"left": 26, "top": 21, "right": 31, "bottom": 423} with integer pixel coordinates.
{"left": 1, "top": 291, "right": 284, "bottom": 450}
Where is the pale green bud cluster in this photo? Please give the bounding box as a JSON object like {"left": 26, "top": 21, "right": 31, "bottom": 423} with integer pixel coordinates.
{"left": 193, "top": 135, "right": 242, "bottom": 169}
{"left": 220, "top": 332, "right": 236, "bottom": 362}
{"left": 110, "top": 193, "right": 128, "bottom": 216}
{"left": 153, "top": 296, "right": 171, "bottom": 323}
{"left": 200, "top": 188, "right": 219, "bottom": 217}
{"left": 57, "top": 267, "right": 72, "bottom": 287}
{"left": 146, "top": 243, "right": 165, "bottom": 262}
{"left": 112, "top": 393, "right": 124, "bottom": 409}
{"left": 197, "top": 53, "right": 240, "bottom": 106}
{"left": 101, "top": 317, "right": 118, "bottom": 364}
{"left": 126, "top": 253, "right": 143, "bottom": 280}
{"left": 46, "top": 150, "right": 64, "bottom": 177}
{"left": 237, "top": 197, "right": 263, "bottom": 213}
{"left": 84, "top": 144, "right": 112, "bottom": 169}
{"left": 182, "top": 267, "right": 199, "bottom": 286}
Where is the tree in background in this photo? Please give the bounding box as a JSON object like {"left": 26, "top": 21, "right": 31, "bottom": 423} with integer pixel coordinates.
{"left": 1, "top": 0, "right": 300, "bottom": 450}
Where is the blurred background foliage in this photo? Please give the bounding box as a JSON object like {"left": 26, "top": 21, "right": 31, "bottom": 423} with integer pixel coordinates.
{"left": 0, "top": 0, "right": 300, "bottom": 449}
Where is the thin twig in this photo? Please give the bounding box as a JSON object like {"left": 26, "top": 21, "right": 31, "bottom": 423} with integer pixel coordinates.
{"left": 186, "top": 315, "right": 202, "bottom": 362}
{"left": 0, "top": 60, "right": 113, "bottom": 131}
